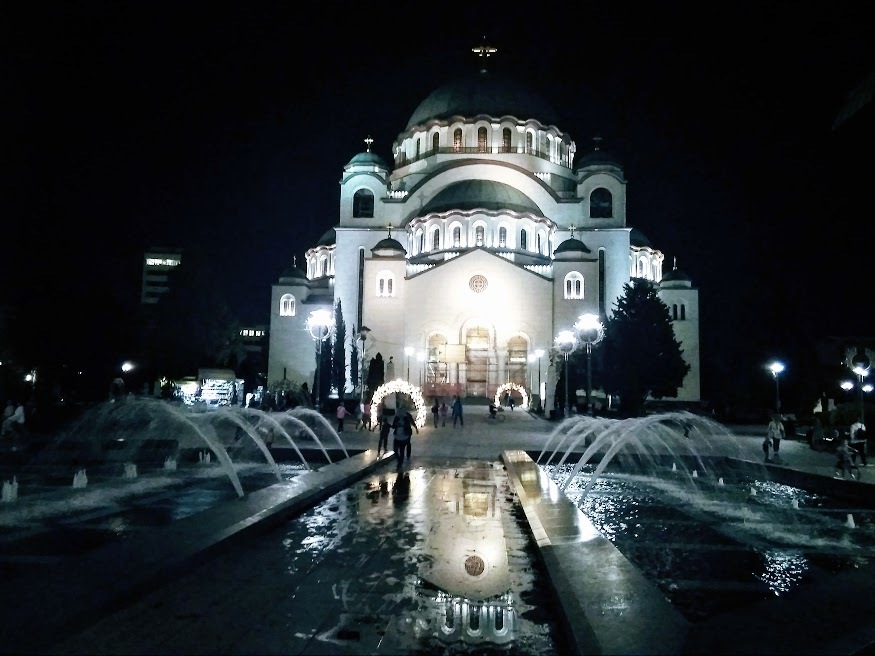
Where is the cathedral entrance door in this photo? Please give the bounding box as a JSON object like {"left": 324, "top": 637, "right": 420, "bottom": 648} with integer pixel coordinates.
{"left": 465, "top": 327, "right": 490, "bottom": 397}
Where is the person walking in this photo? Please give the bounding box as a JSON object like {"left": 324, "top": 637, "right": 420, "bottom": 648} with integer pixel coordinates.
{"left": 377, "top": 415, "right": 392, "bottom": 456}
{"left": 391, "top": 407, "right": 418, "bottom": 468}
{"left": 509, "top": 395, "right": 515, "bottom": 411}
{"left": 431, "top": 399, "right": 440, "bottom": 428}
{"left": 361, "top": 401, "right": 372, "bottom": 431}
{"left": 767, "top": 413, "right": 785, "bottom": 463}
{"left": 835, "top": 438, "right": 858, "bottom": 479}
{"left": 849, "top": 416, "right": 867, "bottom": 466}
{"left": 439, "top": 401, "right": 448, "bottom": 427}
{"left": 336, "top": 404, "right": 348, "bottom": 432}
{"left": 451, "top": 395, "right": 464, "bottom": 428}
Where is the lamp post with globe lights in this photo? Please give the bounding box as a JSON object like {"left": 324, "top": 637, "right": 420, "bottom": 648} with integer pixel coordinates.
{"left": 555, "top": 331, "right": 576, "bottom": 417}
{"left": 768, "top": 361, "right": 785, "bottom": 414}
{"left": 306, "top": 309, "right": 335, "bottom": 412}
{"left": 527, "top": 354, "right": 537, "bottom": 408}
{"left": 574, "top": 313, "right": 605, "bottom": 416}
{"left": 535, "top": 348, "right": 545, "bottom": 412}
{"left": 851, "top": 350, "right": 871, "bottom": 427}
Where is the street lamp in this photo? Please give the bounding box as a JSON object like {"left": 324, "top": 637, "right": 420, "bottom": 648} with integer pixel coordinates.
{"left": 527, "top": 354, "right": 537, "bottom": 408}
{"left": 404, "top": 346, "right": 415, "bottom": 382}
{"left": 535, "top": 348, "right": 545, "bottom": 412}
{"left": 851, "top": 350, "right": 871, "bottom": 426}
{"left": 555, "top": 330, "right": 576, "bottom": 417}
{"left": 574, "top": 313, "right": 605, "bottom": 416}
{"left": 768, "top": 361, "right": 785, "bottom": 413}
{"left": 357, "top": 326, "right": 371, "bottom": 406}
{"left": 417, "top": 351, "right": 426, "bottom": 387}
{"left": 306, "top": 309, "right": 335, "bottom": 412}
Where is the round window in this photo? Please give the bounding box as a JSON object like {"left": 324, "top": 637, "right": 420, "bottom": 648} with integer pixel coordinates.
{"left": 469, "top": 275, "right": 488, "bottom": 293}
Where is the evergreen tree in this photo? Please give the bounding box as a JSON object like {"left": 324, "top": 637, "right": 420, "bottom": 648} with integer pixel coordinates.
{"left": 367, "top": 352, "right": 385, "bottom": 391}
{"left": 331, "top": 301, "right": 347, "bottom": 400}
{"left": 598, "top": 279, "right": 690, "bottom": 416}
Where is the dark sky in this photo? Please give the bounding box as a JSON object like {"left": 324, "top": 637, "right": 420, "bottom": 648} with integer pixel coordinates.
{"left": 2, "top": 2, "right": 873, "bottom": 400}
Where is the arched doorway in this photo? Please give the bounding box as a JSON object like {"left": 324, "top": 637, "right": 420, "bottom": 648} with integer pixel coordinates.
{"left": 506, "top": 336, "right": 528, "bottom": 388}
{"left": 465, "top": 326, "right": 491, "bottom": 397}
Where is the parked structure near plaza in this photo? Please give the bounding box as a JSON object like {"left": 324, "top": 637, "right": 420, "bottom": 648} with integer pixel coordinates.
{"left": 269, "top": 46, "right": 700, "bottom": 403}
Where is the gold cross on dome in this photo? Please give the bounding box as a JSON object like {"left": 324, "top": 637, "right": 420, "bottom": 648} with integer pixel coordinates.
{"left": 293, "top": 255, "right": 297, "bottom": 267}
{"left": 592, "top": 136, "right": 603, "bottom": 151}
{"left": 364, "top": 135, "right": 374, "bottom": 152}
{"left": 386, "top": 223, "right": 393, "bottom": 238}
{"left": 673, "top": 256, "right": 677, "bottom": 270}
{"left": 569, "top": 225, "right": 576, "bottom": 238}
{"left": 472, "top": 38, "right": 497, "bottom": 58}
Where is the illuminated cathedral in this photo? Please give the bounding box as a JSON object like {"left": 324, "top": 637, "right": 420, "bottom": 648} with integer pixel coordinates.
{"left": 268, "top": 46, "right": 700, "bottom": 406}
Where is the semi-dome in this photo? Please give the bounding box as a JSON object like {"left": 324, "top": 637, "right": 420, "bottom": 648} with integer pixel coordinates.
{"left": 345, "top": 151, "right": 389, "bottom": 169}
{"left": 406, "top": 71, "right": 559, "bottom": 130}
{"left": 316, "top": 228, "right": 336, "bottom": 247}
{"left": 630, "top": 228, "right": 652, "bottom": 248}
{"left": 371, "top": 237, "right": 406, "bottom": 257}
{"left": 419, "top": 180, "right": 543, "bottom": 216}
{"left": 554, "top": 237, "right": 592, "bottom": 255}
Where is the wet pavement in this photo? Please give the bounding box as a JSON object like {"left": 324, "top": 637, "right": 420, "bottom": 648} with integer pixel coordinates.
{"left": 48, "top": 458, "right": 567, "bottom": 655}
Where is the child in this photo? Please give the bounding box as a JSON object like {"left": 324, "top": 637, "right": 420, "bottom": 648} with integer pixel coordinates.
{"left": 835, "top": 439, "right": 858, "bottom": 479}
{"left": 378, "top": 416, "right": 392, "bottom": 456}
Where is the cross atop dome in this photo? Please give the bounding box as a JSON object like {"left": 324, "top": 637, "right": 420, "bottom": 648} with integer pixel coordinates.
{"left": 472, "top": 37, "right": 497, "bottom": 73}
{"left": 293, "top": 255, "right": 297, "bottom": 268}
{"left": 673, "top": 256, "right": 678, "bottom": 270}
{"left": 386, "top": 223, "right": 393, "bottom": 239}
{"left": 569, "top": 225, "right": 577, "bottom": 238}
{"left": 364, "top": 135, "right": 373, "bottom": 153}
{"left": 592, "top": 136, "right": 603, "bottom": 151}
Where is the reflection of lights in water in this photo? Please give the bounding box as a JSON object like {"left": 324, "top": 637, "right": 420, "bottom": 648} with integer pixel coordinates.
{"left": 757, "top": 550, "right": 809, "bottom": 595}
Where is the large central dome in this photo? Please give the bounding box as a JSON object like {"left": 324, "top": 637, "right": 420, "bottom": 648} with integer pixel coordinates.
{"left": 406, "top": 71, "right": 559, "bottom": 131}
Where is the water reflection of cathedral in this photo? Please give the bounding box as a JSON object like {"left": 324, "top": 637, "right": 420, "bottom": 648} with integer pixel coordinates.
{"left": 269, "top": 43, "right": 701, "bottom": 403}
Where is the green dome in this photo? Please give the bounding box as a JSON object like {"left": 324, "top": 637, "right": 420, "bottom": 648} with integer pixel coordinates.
{"left": 372, "top": 237, "right": 406, "bottom": 256}
{"left": 420, "top": 181, "right": 542, "bottom": 216}
{"left": 554, "top": 237, "right": 592, "bottom": 254}
{"left": 406, "top": 71, "right": 559, "bottom": 130}
{"left": 577, "top": 148, "right": 622, "bottom": 169}
{"left": 279, "top": 265, "right": 307, "bottom": 281}
{"left": 346, "top": 151, "right": 389, "bottom": 169}
{"left": 630, "top": 228, "right": 652, "bottom": 248}
{"left": 661, "top": 268, "right": 691, "bottom": 282}
{"left": 317, "top": 228, "right": 336, "bottom": 247}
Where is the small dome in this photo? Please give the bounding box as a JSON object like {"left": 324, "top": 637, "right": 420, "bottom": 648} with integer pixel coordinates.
{"left": 317, "top": 228, "right": 336, "bottom": 247}
{"left": 554, "top": 237, "right": 592, "bottom": 255}
{"left": 420, "top": 180, "right": 542, "bottom": 216}
{"left": 345, "top": 151, "right": 389, "bottom": 169}
{"left": 406, "top": 71, "right": 559, "bottom": 130}
{"left": 630, "top": 228, "right": 652, "bottom": 248}
{"left": 279, "top": 265, "right": 307, "bottom": 282}
{"left": 661, "top": 268, "right": 691, "bottom": 282}
{"left": 372, "top": 237, "right": 406, "bottom": 256}
{"left": 576, "top": 148, "right": 622, "bottom": 169}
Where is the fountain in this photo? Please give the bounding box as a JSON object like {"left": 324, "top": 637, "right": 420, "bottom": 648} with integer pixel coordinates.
{"left": 72, "top": 469, "right": 88, "bottom": 489}
{"left": 846, "top": 513, "right": 856, "bottom": 529}
{"left": 123, "top": 462, "right": 138, "bottom": 479}
{"left": 163, "top": 456, "right": 177, "bottom": 471}
{"left": 289, "top": 407, "right": 349, "bottom": 458}
{"left": 1, "top": 477, "right": 18, "bottom": 502}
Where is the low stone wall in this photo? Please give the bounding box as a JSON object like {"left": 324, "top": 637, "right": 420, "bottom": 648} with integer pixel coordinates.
{"left": 501, "top": 449, "right": 689, "bottom": 655}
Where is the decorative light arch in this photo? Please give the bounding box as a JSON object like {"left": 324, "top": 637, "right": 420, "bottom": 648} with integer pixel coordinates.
{"left": 494, "top": 383, "right": 529, "bottom": 409}
{"left": 371, "top": 378, "right": 427, "bottom": 428}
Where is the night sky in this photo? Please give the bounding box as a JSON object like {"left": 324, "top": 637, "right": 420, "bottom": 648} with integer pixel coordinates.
{"left": 2, "top": 2, "right": 873, "bottom": 404}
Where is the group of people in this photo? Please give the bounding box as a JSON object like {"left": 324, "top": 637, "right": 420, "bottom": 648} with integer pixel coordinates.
{"left": 0, "top": 401, "right": 25, "bottom": 440}
{"left": 767, "top": 412, "right": 869, "bottom": 479}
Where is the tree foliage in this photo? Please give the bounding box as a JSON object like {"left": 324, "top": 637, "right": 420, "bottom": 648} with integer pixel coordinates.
{"left": 596, "top": 279, "right": 690, "bottom": 416}
{"left": 331, "top": 301, "right": 347, "bottom": 400}
{"left": 366, "top": 352, "right": 385, "bottom": 392}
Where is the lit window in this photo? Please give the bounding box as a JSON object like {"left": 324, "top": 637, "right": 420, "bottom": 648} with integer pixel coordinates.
{"left": 477, "top": 127, "right": 487, "bottom": 152}
{"left": 279, "top": 294, "right": 296, "bottom": 316}
{"left": 453, "top": 226, "right": 461, "bottom": 247}
{"left": 475, "top": 226, "right": 485, "bottom": 246}
{"left": 376, "top": 270, "right": 395, "bottom": 297}
{"left": 520, "top": 230, "right": 528, "bottom": 251}
{"left": 590, "top": 188, "right": 613, "bottom": 218}
{"left": 638, "top": 256, "right": 647, "bottom": 278}
{"left": 498, "top": 227, "right": 507, "bottom": 248}
{"left": 526, "top": 132, "right": 533, "bottom": 153}
{"left": 453, "top": 128, "right": 462, "bottom": 152}
{"left": 353, "top": 189, "right": 374, "bottom": 218}
{"left": 502, "top": 128, "right": 511, "bottom": 152}
{"left": 432, "top": 132, "right": 439, "bottom": 151}
{"left": 564, "top": 272, "right": 584, "bottom": 299}
{"left": 432, "top": 229, "right": 440, "bottom": 251}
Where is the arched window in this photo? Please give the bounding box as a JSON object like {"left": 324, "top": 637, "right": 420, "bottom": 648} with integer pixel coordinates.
{"left": 432, "top": 132, "right": 439, "bottom": 152}
{"left": 498, "top": 226, "right": 507, "bottom": 247}
{"left": 432, "top": 229, "right": 440, "bottom": 251}
{"left": 537, "top": 232, "right": 543, "bottom": 254}
{"left": 520, "top": 230, "right": 528, "bottom": 251}
{"left": 453, "top": 226, "right": 461, "bottom": 247}
{"left": 415, "top": 138, "right": 421, "bottom": 159}
{"left": 590, "top": 188, "right": 613, "bottom": 218}
{"left": 672, "top": 304, "right": 678, "bottom": 320}
{"left": 564, "top": 272, "right": 584, "bottom": 299}
{"left": 376, "top": 270, "right": 395, "bottom": 297}
{"left": 681, "top": 304, "right": 686, "bottom": 320}
{"left": 419, "top": 232, "right": 425, "bottom": 253}
{"left": 353, "top": 189, "right": 374, "bottom": 218}
{"left": 477, "top": 127, "right": 487, "bottom": 152}
{"left": 319, "top": 257, "right": 327, "bottom": 277}
{"left": 279, "top": 293, "right": 295, "bottom": 316}
{"left": 453, "top": 128, "right": 462, "bottom": 152}
{"left": 502, "top": 127, "right": 511, "bottom": 152}
{"left": 526, "top": 132, "right": 533, "bottom": 153}
{"left": 475, "top": 225, "right": 485, "bottom": 246}
{"left": 638, "top": 256, "right": 648, "bottom": 278}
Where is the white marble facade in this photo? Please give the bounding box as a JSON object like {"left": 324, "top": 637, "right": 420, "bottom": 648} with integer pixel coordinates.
{"left": 269, "top": 67, "right": 700, "bottom": 403}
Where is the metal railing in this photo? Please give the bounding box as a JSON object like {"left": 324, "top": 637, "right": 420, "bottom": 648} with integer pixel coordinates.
{"left": 395, "top": 146, "right": 570, "bottom": 169}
